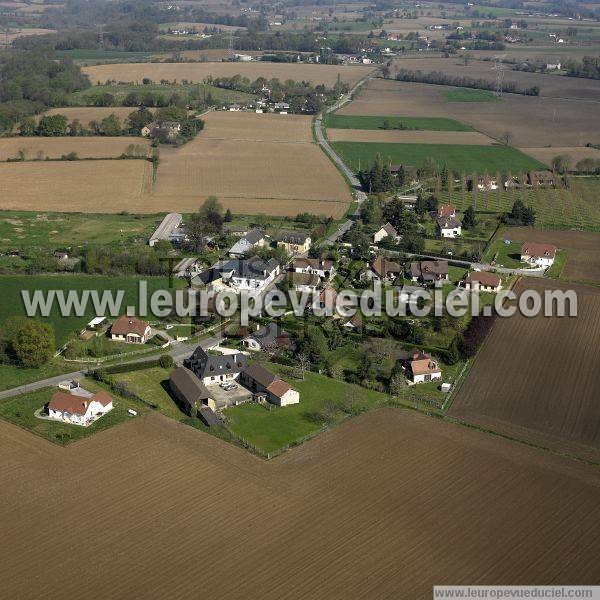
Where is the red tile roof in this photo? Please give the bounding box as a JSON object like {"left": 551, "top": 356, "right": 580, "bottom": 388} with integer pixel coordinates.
{"left": 437, "top": 204, "right": 455, "bottom": 218}
{"left": 48, "top": 391, "right": 113, "bottom": 416}
{"left": 520, "top": 242, "right": 556, "bottom": 259}
{"left": 465, "top": 272, "right": 501, "bottom": 287}
{"left": 111, "top": 315, "right": 150, "bottom": 338}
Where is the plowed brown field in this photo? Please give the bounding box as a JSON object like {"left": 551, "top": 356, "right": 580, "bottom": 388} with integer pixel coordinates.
{"left": 451, "top": 278, "right": 600, "bottom": 461}
{"left": 1, "top": 409, "right": 599, "bottom": 599}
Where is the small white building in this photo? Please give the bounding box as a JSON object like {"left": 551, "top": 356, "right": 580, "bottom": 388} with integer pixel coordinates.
{"left": 436, "top": 217, "right": 462, "bottom": 238}
{"left": 373, "top": 222, "right": 400, "bottom": 244}
{"left": 403, "top": 349, "right": 442, "bottom": 384}
{"left": 48, "top": 390, "right": 113, "bottom": 426}
{"left": 239, "top": 363, "right": 300, "bottom": 406}
{"left": 520, "top": 242, "right": 556, "bottom": 268}
{"left": 463, "top": 272, "right": 502, "bottom": 293}
{"left": 291, "top": 257, "right": 335, "bottom": 279}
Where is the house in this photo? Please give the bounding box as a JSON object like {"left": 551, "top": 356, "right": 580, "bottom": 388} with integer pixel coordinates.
{"left": 173, "top": 257, "right": 202, "bottom": 278}
{"left": 274, "top": 102, "right": 290, "bottom": 111}
{"left": 314, "top": 284, "right": 338, "bottom": 312}
{"left": 242, "top": 323, "right": 294, "bottom": 352}
{"left": 141, "top": 121, "right": 181, "bottom": 139}
{"left": 169, "top": 227, "right": 188, "bottom": 245}
{"left": 47, "top": 390, "right": 113, "bottom": 426}
{"left": 291, "top": 257, "right": 335, "bottom": 279}
{"left": 436, "top": 217, "right": 462, "bottom": 238}
{"left": 185, "top": 346, "right": 248, "bottom": 385}
{"left": 373, "top": 222, "right": 400, "bottom": 244}
{"left": 290, "top": 272, "right": 320, "bottom": 293}
{"left": 343, "top": 312, "right": 363, "bottom": 332}
{"left": 228, "top": 228, "right": 266, "bottom": 258}
{"left": 110, "top": 315, "right": 151, "bottom": 344}
{"left": 437, "top": 204, "right": 456, "bottom": 218}
{"left": 520, "top": 242, "right": 556, "bottom": 267}
{"left": 397, "top": 285, "right": 424, "bottom": 305}
{"left": 396, "top": 195, "right": 418, "bottom": 210}
{"left": 463, "top": 271, "right": 502, "bottom": 292}
{"left": 276, "top": 231, "right": 312, "bottom": 255}
{"left": 504, "top": 176, "right": 524, "bottom": 190}
{"left": 400, "top": 348, "right": 442, "bottom": 384}
{"left": 527, "top": 170, "right": 555, "bottom": 188}
{"left": 390, "top": 165, "right": 419, "bottom": 185}
{"left": 239, "top": 363, "right": 300, "bottom": 406}
{"left": 149, "top": 212, "right": 183, "bottom": 246}
{"left": 467, "top": 175, "right": 498, "bottom": 191}
{"left": 360, "top": 256, "right": 401, "bottom": 283}
{"left": 409, "top": 260, "right": 449, "bottom": 283}
{"left": 228, "top": 104, "right": 242, "bottom": 111}
{"left": 169, "top": 366, "right": 217, "bottom": 415}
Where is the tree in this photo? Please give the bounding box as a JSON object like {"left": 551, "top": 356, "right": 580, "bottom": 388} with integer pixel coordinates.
{"left": 126, "top": 107, "right": 153, "bottom": 134}
{"left": 199, "top": 196, "right": 224, "bottom": 232}
{"left": 99, "top": 114, "right": 122, "bottom": 136}
{"left": 389, "top": 373, "right": 406, "bottom": 396}
{"left": 11, "top": 320, "right": 55, "bottom": 367}
{"left": 551, "top": 154, "right": 571, "bottom": 174}
{"left": 19, "top": 116, "right": 36, "bottom": 136}
{"left": 462, "top": 205, "right": 477, "bottom": 229}
{"left": 37, "top": 114, "right": 68, "bottom": 136}
{"left": 224, "top": 208, "right": 233, "bottom": 222}
{"left": 297, "top": 352, "right": 310, "bottom": 379}
{"left": 303, "top": 326, "right": 328, "bottom": 365}
{"left": 499, "top": 131, "right": 513, "bottom": 146}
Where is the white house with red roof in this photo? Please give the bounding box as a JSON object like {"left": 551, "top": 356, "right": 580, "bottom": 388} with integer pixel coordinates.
{"left": 520, "top": 242, "right": 556, "bottom": 268}
{"left": 110, "top": 315, "right": 151, "bottom": 344}
{"left": 47, "top": 390, "right": 113, "bottom": 426}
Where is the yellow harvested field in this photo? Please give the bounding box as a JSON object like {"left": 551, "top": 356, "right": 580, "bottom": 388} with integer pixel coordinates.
{"left": 0, "top": 160, "right": 152, "bottom": 212}
{"left": 83, "top": 61, "right": 375, "bottom": 87}
{"left": 327, "top": 129, "right": 494, "bottom": 144}
{"left": 1, "top": 410, "right": 599, "bottom": 599}
{"left": 520, "top": 146, "right": 600, "bottom": 167}
{"left": 41, "top": 106, "right": 141, "bottom": 124}
{"left": 0, "top": 27, "right": 55, "bottom": 45}
{"left": 0, "top": 137, "right": 150, "bottom": 161}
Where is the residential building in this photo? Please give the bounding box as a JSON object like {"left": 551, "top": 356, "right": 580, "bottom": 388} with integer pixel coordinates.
{"left": 360, "top": 256, "right": 402, "bottom": 282}
{"left": 242, "top": 323, "right": 294, "bottom": 352}
{"left": 463, "top": 271, "right": 502, "bottom": 292}
{"left": 527, "top": 170, "right": 555, "bottom": 188}
{"left": 239, "top": 363, "right": 300, "bottom": 406}
{"left": 397, "top": 285, "right": 425, "bottom": 305}
{"left": 149, "top": 212, "right": 183, "bottom": 246}
{"left": 409, "top": 260, "right": 449, "bottom": 283}
{"left": 467, "top": 175, "right": 498, "bottom": 191}
{"left": 276, "top": 231, "right": 312, "bottom": 255}
{"left": 290, "top": 272, "right": 321, "bottom": 293}
{"left": 228, "top": 228, "right": 266, "bottom": 258}
{"left": 437, "top": 204, "right": 456, "bottom": 218}
{"left": 185, "top": 347, "right": 248, "bottom": 385}
{"left": 169, "top": 366, "right": 217, "bottom": 414}
{"left": 110, "top": 315, "right": 151, "bottom": 344}
{"left": 343, "top": 312, "right": 363, "bottom": 332}
{"left": 396, "top": 195, "right": 418, "bottom": 210}
{"left": 373, "top": 222, "right": 400, "bottom": 244}
{"left": 291, "top": 257, "right": 335, "bottom": 279}
{"left": 48, "top": 390, "right": 113, "bottom": 426}
{"left": 141, "top": 121, "right": 181, "bottom": 139}
{"left": 274, "top": 102, "right": 290, "bottom": 111}
{"left": 436, "top": 217, "right": 462, "bottom": 238}
{"left": 520, "top": 242, "right": 556, "bottom": 267}
{"left": 401, "top": 348, "right": 442, "bottom": 384}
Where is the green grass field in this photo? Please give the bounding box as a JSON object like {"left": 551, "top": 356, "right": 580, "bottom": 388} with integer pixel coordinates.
{"left": 0, "top": 210, "right": 159, "bottom": 250}
{"left": 0, "top": 275, "right": 173, "bottom": 346}
{"left": 0, "top": 379, "right": 146, "bottom": 445}
{"left": 442, "top": 88, "right": 502, "bottom": 102}
{"left": 333, "top": 141, "right": 543, "bottom": 174}
{"left": 56, "top": 50, "right": 156, "bottom": 62}
{"left": 324, "top": 114, "right": 472, "bottom": 131}
{"left": 71, "top": 83, "right": 254, "bottom": 106}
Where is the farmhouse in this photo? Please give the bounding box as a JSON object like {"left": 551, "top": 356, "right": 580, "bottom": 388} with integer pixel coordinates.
{"left": 463, "top": 272, "right": 502, "bottom": 292}
{"left": 169, "top": 366, "right": 217, "bottom": 416}
{"left": 142, "top": 121, "right": 181, "bottom": 139}
{"left": 437, "top": 217, "right": 462, "bottom": 238}
{"left": 198, "top": 256, "right": 280, "bottom": 296}
{"left": 47, "top": 390, "right": 113, "bottom": 426}
{"left": 110, "top": 315, "right": 151, "bottom": 344}
{"left": 521, "top": 242, "right": 556, "bottom": 267}
{"left": 360, "top": 256, "right": 401, "bottom": 283}
{"left": 185, "top": 347, "right": 248, "bottom": 385}
{"left": 527, "top": 170, "right": 555, "bottom": 188}
{"left": 290, "top": 271, "right": 321, "bottom": 293}
{"left": 242, "top": 323, "right": 294, "bottom": 352}
{"left": 400, "top": 349, "right": 442, "bottom": 384}
{"left": 373, "top": 222, "right": 400, "bottom": 244}
{"left": 437, "top": 204, "right": 456, "bottom": 218}
{"left": 149, "top": 212, "right": 183, "bottom": 247}
{"left": 239, "top": 363, "right": 300, "bottom": 406}
{"left": 410, "top": 260, "right": 449, "bottom": 283}
{"left": 228, "top": 228, "right": 266, "bottom": 258}
{"left": 291, "top": 257, "right": 335, "bottom": 279}
{"left": 276, "top": 231, "right": 312, "bottom": 255}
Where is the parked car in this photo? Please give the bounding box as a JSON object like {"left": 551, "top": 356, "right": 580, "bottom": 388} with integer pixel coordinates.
{"left": 225, "top": 383, "right": 238, "bottom": 391}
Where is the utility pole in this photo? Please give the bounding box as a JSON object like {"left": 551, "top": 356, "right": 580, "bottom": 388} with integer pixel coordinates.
{"left": 492, "top": 54, "right": 506, "bottom": 97}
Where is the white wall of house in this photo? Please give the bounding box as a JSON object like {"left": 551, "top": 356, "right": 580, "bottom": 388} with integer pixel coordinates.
{"left": 48, "top": 400, "right": 113, "bottom": 426}
{"left": 273, "top": 388, "right": 300, "bottom": 406}
{"left": 521, "top": 255, "right": 554, "bottom": 268}
{"left": 412, "top": 372, "right": 442, "bottom": 384}
{"left": 242, "top": 338, "right": 262, "bottom": 351}
{"left": 440, "top": 226, "right": 461, "bottom": 238}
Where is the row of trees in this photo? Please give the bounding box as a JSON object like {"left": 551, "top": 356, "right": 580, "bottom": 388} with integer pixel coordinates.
{"left": 0, "top": 317, "right": 55, "bottom": 368}
{"left": 564, "top": 56, "right": 600, "bottom": 80}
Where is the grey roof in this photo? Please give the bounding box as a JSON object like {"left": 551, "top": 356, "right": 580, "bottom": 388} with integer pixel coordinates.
{"left": 185, "top": 347, "right": 248, "bottom": 379}
{"left": 169, "top": 367, "right": 212, "bottom": 406}
{"left": 228, "top": 229, "right": 264, "bottom": 256}
{"left": 436, "top": 217, "right": 462, "bottom": 229}
{"left": 242, "top": 363, "right": 279, "bottom": 388}
{"left": 244, "top": 323, "right": 289, "bottom": 347}
{"left": 149, "top": 213, "right": 182, "bottom": 245}
{"left": 224, "top": 256, "right": 279, "bottom": 280}
{"left": 382, "top": 222, "right": 398, "bottom": 236}
{"left": 277, "top": 230, "right": 310, "bottom": 244}
{"left": 199, "top": 407, "right": 222, "bottom": 427}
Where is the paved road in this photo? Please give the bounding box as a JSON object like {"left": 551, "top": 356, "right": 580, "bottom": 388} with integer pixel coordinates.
{"left": 0, "top": 333, "right": 223, "bottom": 402}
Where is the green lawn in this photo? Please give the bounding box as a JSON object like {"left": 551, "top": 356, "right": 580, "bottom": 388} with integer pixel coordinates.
{"left": 546, "top": 250, "right": 568, "bottom": 279}
{"left": 224, "top": 369, "right": 389, "bottom": 455}
{"left": 442, "top": 88, "right": 502, "bottom": 102}
{"left": 484, "top": 236, "right": 524, "bottom": 268}
{"left": 0, "top": 379, "right": 146, "bottom": 445}
{"left": 324, "top": 114, "right": 472, "bottom": 131}
{"left": 333, "top": 142, "right": 543, "bottom": 175}
{"left": 0, "top": 274, "right": 173, "bottom": 346}
{"left": 0, "top": 361, "right": 77, "bottom": 392}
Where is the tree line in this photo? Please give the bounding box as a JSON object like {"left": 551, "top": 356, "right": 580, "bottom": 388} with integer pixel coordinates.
{"left": 564, "top": 56, "right": 600, "bottom": 80}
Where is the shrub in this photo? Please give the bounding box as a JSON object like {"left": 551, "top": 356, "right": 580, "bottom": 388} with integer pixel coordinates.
{"left": 159, "top": 354, "right": 175, "bottom": 369}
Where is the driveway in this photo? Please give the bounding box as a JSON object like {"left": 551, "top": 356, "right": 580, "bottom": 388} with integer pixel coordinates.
{"left": 208, "top": 382, "right": 252, "bottom": 410}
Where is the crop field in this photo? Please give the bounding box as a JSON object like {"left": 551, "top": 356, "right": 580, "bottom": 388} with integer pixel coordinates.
{"left": 1, "top": 409, "right": 599, "bottom": 598}
{"left": 451, "top": 278, "right": 600, "bottom": 462}
{"left": 443, "top": 177, "right": 600, "bottom": 232}
{"left": 0, "top": 137, "right": 150, "bottom": 161}
{"left": 0, "top": 159, "right": 152, "bottom": 213}
{"left": 332, "top": 141, "right": 542, "bottom": 174}
{"left": 82, "top": 62, "right": 375, "bottom": 87}
{"left": 0, "top": 27, "right": 55, "bottom": 45}
{"left": 327, "top": 129, "right": 494, "bottom": 144}
{"left": 520, "top": 146, "right": 600, "bottom": 167}
{"left": 152, "top": 112, "right": 351, "bottom": 217}
{"left": 442, "top": 88, "right": 501, "bottom": 102}
{"left": 339, "top": 79, "right": 600, "bottom": 147}
{"left": 324, "top": 114, "right": 472, "bottom": 131}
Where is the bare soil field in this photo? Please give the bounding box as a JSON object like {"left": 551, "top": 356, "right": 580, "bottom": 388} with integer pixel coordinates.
{"left": 451, "top": 278, "right": 600, "bottom": 461}
{"left": 339, "top": 78, "right": 600, "bottom": 147}
{"left": 0, "top": 137, "right": 149, "bottom": 161}
{"left": 391, "top": 57, "right": 600, "bottom": 100}
{"left": 520, "top": 146, "right": 600, "bottom": 167}
{"left": 0, "top": 160, "right": 152, "bottom": 212}
{"left": 327, "top": 129, "right": 494, "bottom": 144}
{"left": 1, "top": 409, "right": 599, "bottom": 599}
{"left": 503, "top": 228, "right": 600, "bottom": 284}
{"left": 41, "top": 106, "right": 141, "bottom": 125}
{"left": 83, "top": 62, "right": 375, "bottom": 87}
